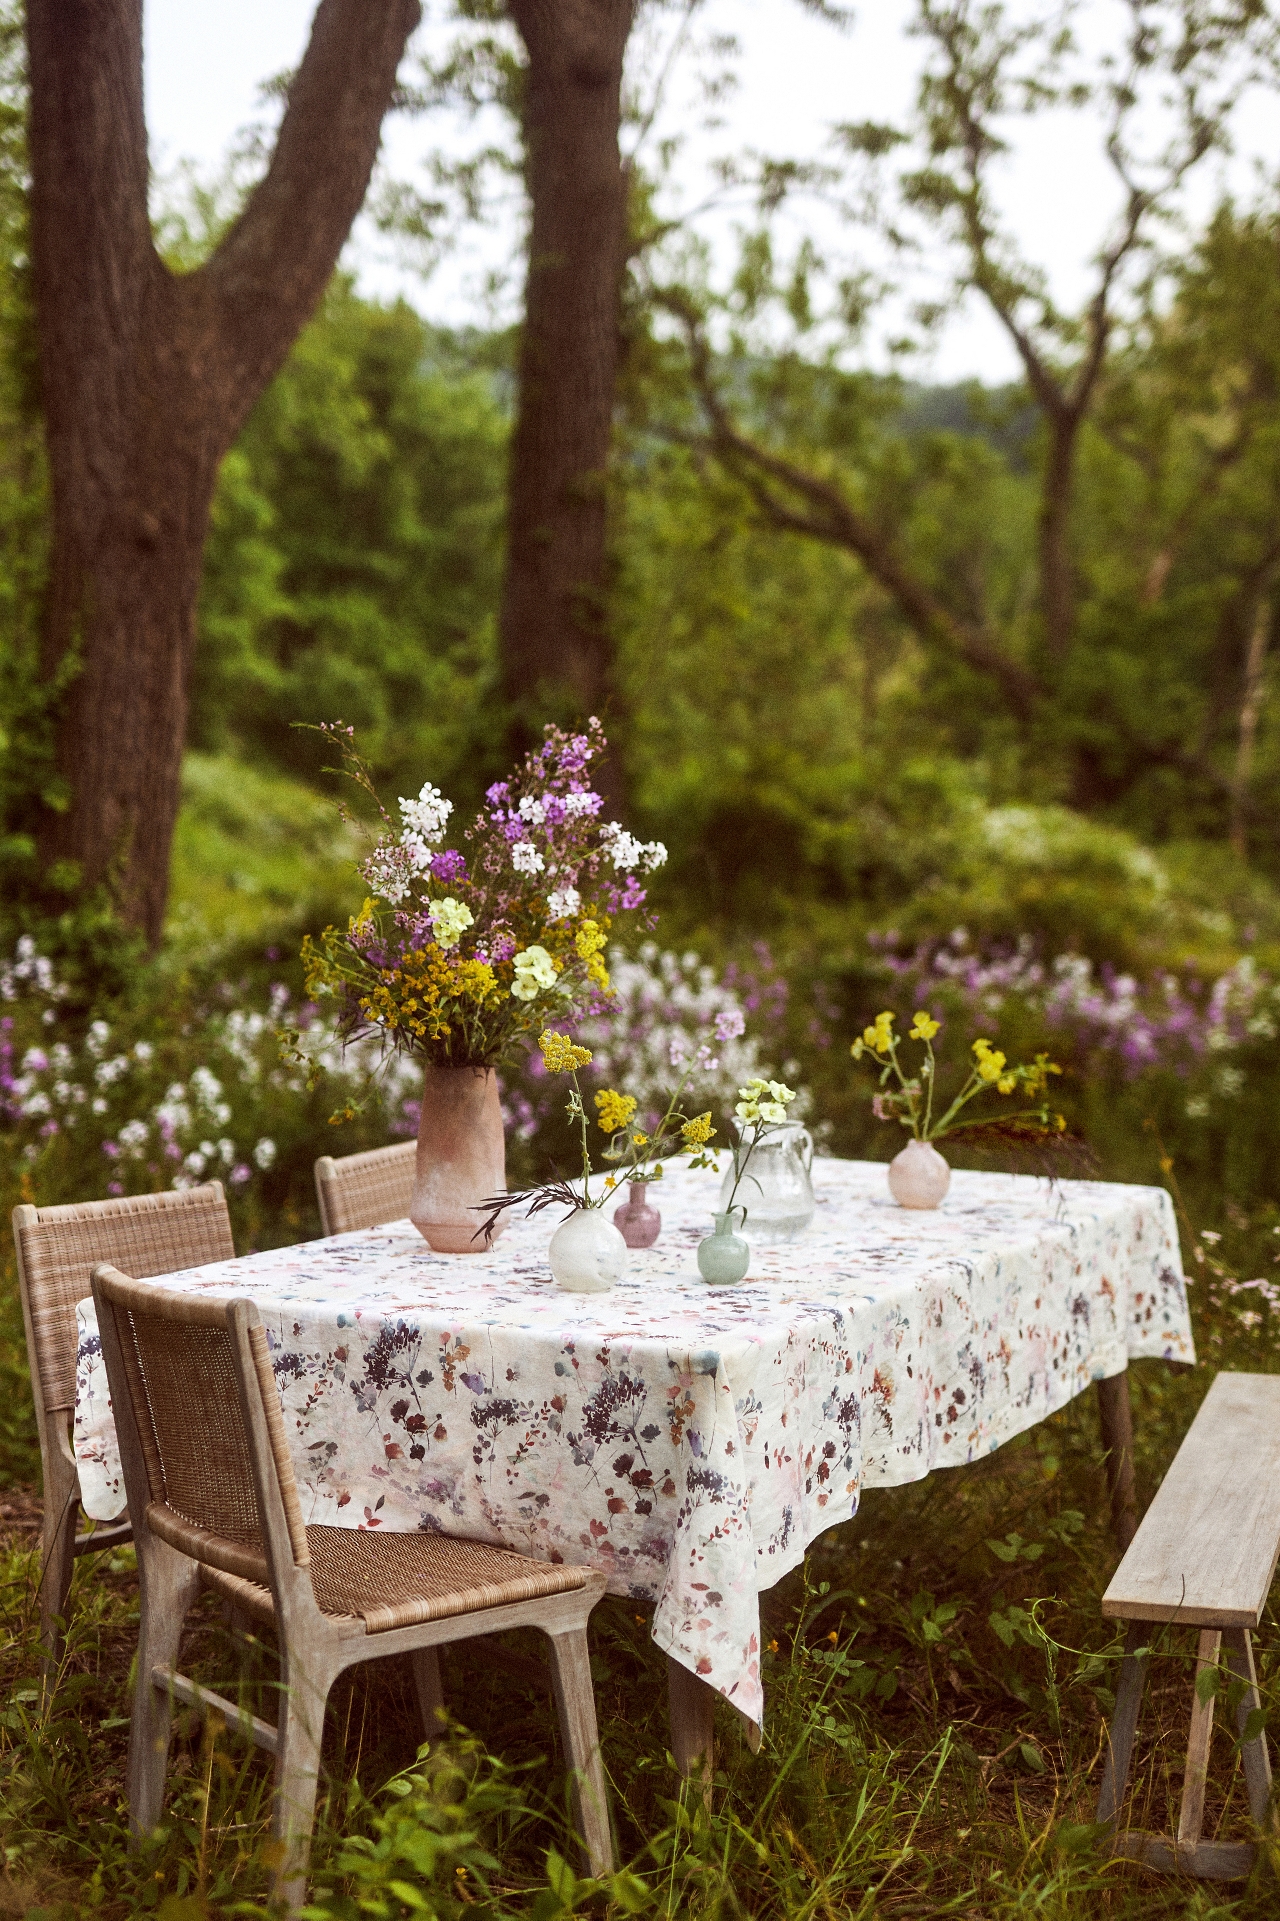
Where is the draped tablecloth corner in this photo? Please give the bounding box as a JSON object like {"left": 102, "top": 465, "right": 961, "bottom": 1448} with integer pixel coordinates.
{"left": 74, "top": 1160, "right": 1194, "bottom": 1728}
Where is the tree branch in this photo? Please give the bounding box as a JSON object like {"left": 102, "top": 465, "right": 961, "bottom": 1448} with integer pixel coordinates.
{"left": 659, "top": 292, "right": 1043, "bottom": 723}
{"left": 198, "top": 0, "right": 421, "bottom": 429}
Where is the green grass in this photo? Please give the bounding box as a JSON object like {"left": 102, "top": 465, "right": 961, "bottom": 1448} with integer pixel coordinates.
{"left": 165, "top": 753, "right": 362, "bottom": 955}
{"left": 2, "top": 1198, "right": 1279, "bottom": 1916}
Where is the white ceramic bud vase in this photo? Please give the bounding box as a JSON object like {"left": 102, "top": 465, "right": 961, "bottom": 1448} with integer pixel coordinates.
{"left": 887, "top": 1138, "right": 951, "bottom": 1210}
{"left": 548, "top": 1208, "right": 628, "bottom": 1293}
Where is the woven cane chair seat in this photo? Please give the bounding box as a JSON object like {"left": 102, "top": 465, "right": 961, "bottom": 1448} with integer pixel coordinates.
{"left": 314, "top": 1143, "right": 415, "bottom": 1238}
{"left": 203, "top": 1529, "right": 592, "bottom": 1633}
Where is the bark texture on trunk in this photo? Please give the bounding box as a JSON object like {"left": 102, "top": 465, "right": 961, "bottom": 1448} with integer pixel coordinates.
{"left": 501, "top": 0, "right": 634, "bottom": 741}
{"left": 26, "top": 0, "right": 420, "bottom": 942}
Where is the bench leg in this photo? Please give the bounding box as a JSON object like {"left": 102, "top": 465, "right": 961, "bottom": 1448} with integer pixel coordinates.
{"left": 667, "top": 1656, "right": 715, "bottom": 1791}
{"left": 1223, "top": 1627, "right": 1275, "bottom": 1831}
{"left": 1177, "top": 1629, "right": 1221, "bottom": 1848}
{"left": 1096, "top": 1372, "right": 1138, "bottom": 1552}
{"left": 1097, "top": 1620, "right": 1149, "bottom": 1829}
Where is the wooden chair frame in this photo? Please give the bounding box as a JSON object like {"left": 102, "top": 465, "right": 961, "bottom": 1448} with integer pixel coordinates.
{"left": 11, "top": 1184, "right": 234, "bottom": 1677}
{"left": 314, "top": 1142, "right": 415, "bottom": 1238}
{"left": 92, "top": 1263, "right": 613, "bottom": 1915}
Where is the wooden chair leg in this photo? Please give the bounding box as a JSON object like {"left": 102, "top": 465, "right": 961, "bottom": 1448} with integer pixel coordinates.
{"left": 544, "top": 1626, "right": 614, "bottom": 1880}
{"left": 38, "top": 1457, "right": 79, "bottom": 1685}
{"left": 1177, "top": 1629, "right": 1221, "bottom": 1848}
{"left": 411, "top": 1646, "right": 445, "bottom": 1736}
{"left": 1096, "top": 1372, "right": 1138, "bottom": 1552}
{"left": 271, "top": 1650, "right": 336, "bottom": 1920}
{"left": 127, "top": 1538, "right": 204, "bottom": 1837}
{"left": 1223, "top": 1627, "right": 1275, "bottom": 1831}
{"left": 667, "top": 1655, "right": 716, "bottom": 1790}
{"left": 1097, "top": 1620, "right": 1149, "bottom": 1829}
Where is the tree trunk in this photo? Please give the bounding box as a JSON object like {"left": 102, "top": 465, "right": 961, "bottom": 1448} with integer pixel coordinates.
{"left": 25, "top": 0, "right": 420, "bottom": 944}
{"left": 1039, "top": 407, "right": 1079, "bottom": 666}
{"left": 1230, "top": 591, "right": 1271, "bottom": 859}
{"left": 501, "top": 0, "right": 635, "bottom": 750}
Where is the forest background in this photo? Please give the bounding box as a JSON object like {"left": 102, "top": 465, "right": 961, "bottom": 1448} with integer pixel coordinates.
{"left": 4, "top": 2, "right": 1280, "bottom": 1913}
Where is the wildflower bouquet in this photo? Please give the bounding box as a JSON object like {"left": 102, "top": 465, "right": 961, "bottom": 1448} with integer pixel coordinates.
{"left": 303, "top": 720, "right": 666, "bottom": 1072}
{"left": 851, "top": 1010, "right": 1071, "bottom": 1153}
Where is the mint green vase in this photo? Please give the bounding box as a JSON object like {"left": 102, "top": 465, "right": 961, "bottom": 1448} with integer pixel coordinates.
{"left": 697, "top": 1208, "right": 750, "bottom": 1286}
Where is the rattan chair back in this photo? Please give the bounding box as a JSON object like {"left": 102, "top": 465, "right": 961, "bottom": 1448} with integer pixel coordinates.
{"left": 93, "top": 1270, "right": 311, "bottom": 1586}
{"left": 314, "top": 1142, "right": 415, "bottom": 1236}
{"left": 12, "top": 1184, "right": 234, "bottom": 1421}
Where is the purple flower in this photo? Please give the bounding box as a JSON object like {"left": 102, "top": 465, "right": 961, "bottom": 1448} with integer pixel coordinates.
{"left": 486, "top": 781, "right": 510, "bottom": 805}
{"left": 429, "top": 848, "right": 467, "bottom": 882}
{"left": 714, "top": 1008, "right": 745, "bottom": 1042}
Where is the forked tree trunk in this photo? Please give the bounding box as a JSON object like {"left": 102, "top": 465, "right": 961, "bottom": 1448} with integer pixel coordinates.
{"left": 501, "top": 0, "right": 635, "bottom": 746}
{"left": 26, "top": 0, "right": 420, "bottom": 944}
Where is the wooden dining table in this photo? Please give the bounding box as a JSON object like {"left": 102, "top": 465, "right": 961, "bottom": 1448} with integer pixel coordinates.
{"left": 74, "top": 1157, "right": 1194, "bottom": 1773}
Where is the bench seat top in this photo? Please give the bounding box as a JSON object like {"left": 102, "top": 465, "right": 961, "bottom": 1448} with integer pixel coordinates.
{"left": 1102, "top": 1371, "right": 1280, "bottom": 1629}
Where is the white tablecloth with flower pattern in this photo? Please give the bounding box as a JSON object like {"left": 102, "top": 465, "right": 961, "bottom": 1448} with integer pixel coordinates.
{"left": 73, "top": 1159, "right": 1193, "bottom": 1726}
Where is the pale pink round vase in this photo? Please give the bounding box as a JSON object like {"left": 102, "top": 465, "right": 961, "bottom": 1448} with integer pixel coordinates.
{"left": 410, "top": 1064, "right": 507, "bottom": 1253}
{"left": 613, "top": 1181, "right": 661, "bottom": 1248}
{"left": 887, "top": 1138, "right": 951, "bottom": 1210}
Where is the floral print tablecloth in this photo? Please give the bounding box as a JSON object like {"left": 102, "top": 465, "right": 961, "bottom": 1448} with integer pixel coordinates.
{"left": 74, "top": 1159, "right": 1193, "bottom": 1725}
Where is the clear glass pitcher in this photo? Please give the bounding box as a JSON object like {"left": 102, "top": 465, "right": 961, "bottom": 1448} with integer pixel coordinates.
{"left": 718, "top": 1121, "right": 815, "bottom": 1242}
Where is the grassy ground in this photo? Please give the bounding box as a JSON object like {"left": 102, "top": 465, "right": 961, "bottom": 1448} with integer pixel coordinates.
{"left": 1, "top": 1187, "right": 1278, "bottom": 1917}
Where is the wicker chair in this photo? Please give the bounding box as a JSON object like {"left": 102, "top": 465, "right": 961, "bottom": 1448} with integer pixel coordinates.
{"left": 91, "top": 1263, "right": 613, "bottom": 1915}
{"left": 314, "top": 1142, "right": 415, "bottom": 1237}
{"left": 11, "top": 1184, "right": 235, "bottom": 1675}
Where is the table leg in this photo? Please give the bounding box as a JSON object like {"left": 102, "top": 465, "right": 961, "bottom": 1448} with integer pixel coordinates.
{"left": 1096, "top": 1372, "right": 1138, "bottom": 1552}
{"left": 667, "top": 1656, "right": 715, "bottom": 1787}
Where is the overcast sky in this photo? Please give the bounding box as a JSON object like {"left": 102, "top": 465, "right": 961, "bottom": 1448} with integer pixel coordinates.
{"left": 144, "top": 0, "right": 1279, "bottom": 385}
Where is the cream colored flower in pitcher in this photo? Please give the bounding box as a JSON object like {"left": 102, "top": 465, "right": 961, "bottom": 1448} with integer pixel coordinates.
{"left": 511, "top": 944, "right": 558, "bottom": 1000}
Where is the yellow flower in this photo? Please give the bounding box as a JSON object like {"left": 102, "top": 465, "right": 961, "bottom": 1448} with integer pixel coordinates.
{"left": 997, "top": 1074, "right": 1016, "bottom": 1094}
{"left": 976, "top": 1048, "right": 1007, "bottom": 1083}
{"left": 632, "top": 1132, "right": 649, "bottom": 1146}
{"left": 595, "top": 1088, "right": 638, "bottom": 1134}
{"left": 862, "top": 1011, "right": 896, "bottom": 1056}
{"left": 851, "top": 1038, "right": 865, "bottom": 1059}
{"left": 539, "top": 1030, "right": 593, "bottom": 1074}
{"left": 349, "top": 897, "right": 377, "bottom": 937}
{"left": 681, "top": 1111, "right": 716, "bottom": 1148}
{"left": 909, "top": 1011, "right": 940, "bottom": 1041}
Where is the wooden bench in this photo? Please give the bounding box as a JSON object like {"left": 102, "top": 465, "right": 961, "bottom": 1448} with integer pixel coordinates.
{"left": 1097, "top": 1371, "right": 1280, "bottom": 1879}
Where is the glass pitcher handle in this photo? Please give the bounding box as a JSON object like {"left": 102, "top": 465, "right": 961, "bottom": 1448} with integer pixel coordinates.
{"left": 797, "top": 1127, "right": 814, "bottom": 1174}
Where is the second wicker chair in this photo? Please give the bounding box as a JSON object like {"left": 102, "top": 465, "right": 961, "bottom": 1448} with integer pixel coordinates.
{"left": 11, "top": 1183, "right": 234, "bottom": 1675}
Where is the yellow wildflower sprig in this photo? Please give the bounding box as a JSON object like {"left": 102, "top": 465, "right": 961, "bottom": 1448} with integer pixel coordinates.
{"left": 595, "top": 1055, "right": 721, "bottom": 1191}
{"left": 538, "top": 1030, "right": 607, "bottom": 1209}
{"left": 851, "top": 1011, "right": 1064, "bottom": 1144}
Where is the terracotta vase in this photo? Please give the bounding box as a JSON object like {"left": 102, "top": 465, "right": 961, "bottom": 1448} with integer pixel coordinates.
{"left": 613, "top": 1181, "right": 661, "bottom": 1249}
{"left": 887, "top": 1138, "right": 951, "bottom": 1210}
{"left": 410, "top": 1065, "right": 507, "bottom": 1253}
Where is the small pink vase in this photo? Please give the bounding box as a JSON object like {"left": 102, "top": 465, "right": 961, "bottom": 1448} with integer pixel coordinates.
{"left": 887, "top": 1138, "right": 951, "bottom": 1210}
{"left": 410, "top": 1065, "right": 507, "bottom": 1253}
{"left": 613, "top": 1181, "right": 661, "bottom": 1249}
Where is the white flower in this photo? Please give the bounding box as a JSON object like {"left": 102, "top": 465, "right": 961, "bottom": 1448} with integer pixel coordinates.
{"left": 91, "top": 1096, "right": 108, "bottom": 1115}
{"left": 429, "top": 897, "right": 474, "bottom": 950}
{"left": 562, "top": 791, "right": 599, "bottom": 816}
{"left": 217, "top": 1138, "right": 235, "bottom": 1166}
{"left": 191, "top": 1066, "right": 224, "bottom": 1107}
{"left": 183, "top": 1150, "right": 208, "bottom": 1176}
{"left": 510, "top": 945, "right": 558, "bottom": 1001}
{"left": 253, "top": 1138, "right": 277, "bottom": 1171}
{"left": 518, "top": 795, "right": 546, "bottom": 825}
{"left": 546, "top": 886, "right": 580, "bottom": 921}
{"left": 399, "top": 781, "right": 452, "bottom": 846}
{"left": 598, "top": 822, "right": 668, "bottom": 872}
{"left": 119, "top": 1119, "right": 149, "bottom": 1154}
{"left": 86, "top": 1020, "right": 111, "bottom": 1058}
{"left": 511, "top": 841, "right": 545, "bottom": 876}
{"left": 133, "top": 1040, "right": 154, "bottom": 1063}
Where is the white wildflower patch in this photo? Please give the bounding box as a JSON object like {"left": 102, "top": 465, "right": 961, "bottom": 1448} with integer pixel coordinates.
{"left": 546, "top": 886, "right": 580, "bottom": 921}
{"left": 399, "top": 781, "right": 452, "bottom": 847}
{"left": 511, "top": 945, "right": 558, "bottom": 1001}
{"left": 511, "top": 841, "right": 545, "bottom": 876}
